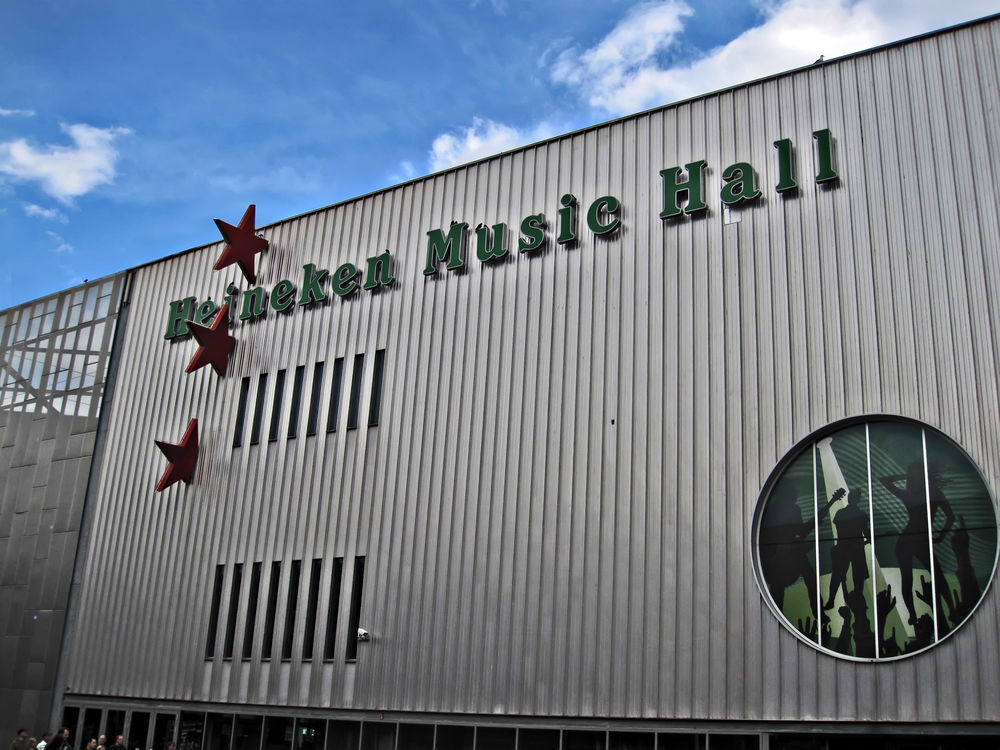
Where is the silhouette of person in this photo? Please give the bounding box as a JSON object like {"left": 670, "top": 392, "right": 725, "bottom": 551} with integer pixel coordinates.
{"left": 947, "top": 514, "right": 981, "bottom": 624}
{"left": 822, "top": 488, "right": 870, "bottom": 610}
{"left": 880, "top": 461, "right": 955, "bottom": 626}
{"left": 760, "top": 482, "right": 818, "bottom": 620}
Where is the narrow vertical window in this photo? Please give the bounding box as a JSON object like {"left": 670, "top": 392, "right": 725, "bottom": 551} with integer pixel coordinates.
{"left": 346, "top": 354, "right": 365, "bottom": 430}
{"left": 268, "top": 369, "right": 286, "bottom": 442}
{"left": 345, "top": 555, "right": 366, "bottom": 660}
{"left": 205, "top": 564, "right": 225, "bottom": 659}
{"left": 303, "top": 558, "right": 323, "bottom": 660}
{"left": 326, "top": 357, "right": 344, "bottom": 433}
{"left": 287, "top": 364, "right": 306, "bottom": 439}
{"left": 249, "top": 373, "right": 268, "bottom": 445}
{"left": 323, "top": 557, "right": 344, "bottom": 660}
{"left": 232, "top": 376, "right": 250, "bottom": 447}
{"left": 306, "top": 361, "right": 325, "bottom": 436}
{"left": 368, "top": 349, "right": 386, "bottom": 427}
{"left": 223, "top": 562, "right": 243, "bottom": 658}
{"left": 262, "top": 560, "right": 281, "bottom": 660}
{"left": 242, "top": 562, "right": 261, "bottom": 660}
{"left": 282, "top": 559, "right": 302, "bottom": 660}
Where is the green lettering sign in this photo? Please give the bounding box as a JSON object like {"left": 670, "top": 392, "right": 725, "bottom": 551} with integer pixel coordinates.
{"left": 298, "top": 263, "right": 329, "bottom": 306}
{"left": 364, "top": 251, "right": 395, "bottom": 290}
{"left": 270, "top": 280, "right": 296, "bottom": 312}
{"left": 518, "top": 213, "right": 545, "bottom": 252}
{"left": 424, "top": 222, "right": 467, "bottom": 275}
{"left": 660, "top": 160, "right": 707, "bottom": 218}
{"left": 586, "top": 195, "right": 621, "bottom": 235}
{"left": 476, "top": 222, "right": 509, "bottom": 263}
{"left": 720, "top": 162, "right": 761, "bottom": 205}
{"left": 332, "top": 262, "right": 360, "bottom": 297}
{"left": 163, "top": 296, "right": 196, "bottom": 340}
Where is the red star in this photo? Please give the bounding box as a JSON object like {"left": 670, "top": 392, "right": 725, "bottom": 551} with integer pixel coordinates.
{"left": 185, "top": 304, "right": 236, "bottom": 376}
{"left": 213, "top": 204, "right": 268, "bottom": 283}
{"left": 154, "top": 418, "right": 199, "bottom": 492}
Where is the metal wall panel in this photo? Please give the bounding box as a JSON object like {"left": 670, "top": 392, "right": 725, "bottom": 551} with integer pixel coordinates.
{"left": 63, "top": 17, "right": 1000, "bottom": 723}
{"left": 0, "top": 275, "right": 126, "bottom": 742}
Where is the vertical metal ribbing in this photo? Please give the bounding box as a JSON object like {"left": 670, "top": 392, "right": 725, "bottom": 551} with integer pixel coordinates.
{"left": 866, "top": 423, "right": 878, "bottom": 657}
{"left": 922, "top": 428, "right": 939, "bottom": 641}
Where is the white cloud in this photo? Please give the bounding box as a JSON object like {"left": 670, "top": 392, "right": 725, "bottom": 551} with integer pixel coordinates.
{"left": 551, "top": 0, "right": 693, "bottom": 104}
{"left": 388, "top": 159, "right": 418, "bottom": 185}
{"left": 429, "top": 117, "right": 557, "bottom": 172}
{"left": 24, "top": 203, "right": 68, "bottom": 222}
{"left": 551, "top": 0, "right": 999, "bottom": 114}
{"left": 0, "top": 107, "right": 35, "bottom": 117}
{"left": 47, "top": 230, "right": 74, "bottom": 254}
{"left": 0, "top": 123, "right": 132, "bottom": 203}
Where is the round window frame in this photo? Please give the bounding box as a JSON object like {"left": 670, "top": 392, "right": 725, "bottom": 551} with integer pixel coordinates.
{"left": 751, "top": 414, "right": 1000, "bottom": 662}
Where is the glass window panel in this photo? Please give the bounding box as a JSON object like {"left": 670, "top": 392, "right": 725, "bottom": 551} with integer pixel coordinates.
{"left": 107, "top": 711, "right": 127, "bottom": 745}
{"left": 60, "top": 706, "right": 80, "bottom": 745}
{"left": 759, "top": 449, "right": 820, "bottom": 642}
{"left": 563, "top": 731, "right": 606, "bottom": 750}
{"left": 708, "top": 737, "right": 758, "bottom": 750}
{"left": 293, "top": 720, "right": 325, "bottom": 750}
{"left": 818, "top": 426, "right": 876, "bottom": 657}
{"left": 397, "top": 724, "right": 434, "bottom": 750}
{"left": 84, "top": 284, "right": 100, "bottom": 320}
{"left": 262, "top": 718, "right": 293, "bottom": 750}
{"left": 152, "top": 714, "right": 176, "bottom": 750}
{"left": 608, "top": 732, "right": 653, "bottom": 750}
{"left": 475, "top": 727, "right": 515, "bottom": 750}
{"left": 232, "top": 716, "right": 262, "bottom": 750}
{"left": 15, "top": 310, "right": 29, "bottom": 341}
{"left": 517, "top": 729, "right": 560, "bottom": 750}
{"left": 869, "top": 422, "right": 935, "bottom": 656}
{"left": 328, "top": 721, "right": 360, "bottom": 750}
{"left": 128, "top": 713, "right": 151, "bottom": 750}
{"left": 97, "top": 293, "right": 112, "bottom": 319}
{"left": 359, "top": 724, "right": 395, "bottom": 750}
{"left": 204, "top": 715, "right": 233, "bottom": 750}
{"left": 434, "top": 726, "right": 473, "bottom": 750}
{"left": 766, "top": 737, "right": 826, "bottom": 750}
{"left": 657, "top": 735, "right": 705, "bottom": 750}
{"left": 82, "top": 708, "right": 102, "bottom": 747}
{"left": 179, "top": 714, "right": 204, "bottom": 750}
{"left": 923, "top": 431, "right": 998, "bottom": 638}
{"left": 91, "top": 321, "right": 107, "bottom": 350}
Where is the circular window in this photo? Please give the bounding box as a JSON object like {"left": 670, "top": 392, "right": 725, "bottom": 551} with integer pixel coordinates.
{"left": 754, "top": 418, "right": 999, "bottom": 660}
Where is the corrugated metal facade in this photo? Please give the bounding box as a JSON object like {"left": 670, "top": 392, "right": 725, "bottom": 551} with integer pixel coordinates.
{"left": 62, "top": 17, "right": 1000, "bottom": 723}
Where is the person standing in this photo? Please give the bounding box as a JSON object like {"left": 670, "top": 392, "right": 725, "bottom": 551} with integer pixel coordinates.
{"left": 10, "top": 730, "right": 29, "bottom": 750}
{"left": 38, "top": 733, "right": 52, "bottom": 750}
{"left": 110, "top": 737, "right": 124, "bottom": 750}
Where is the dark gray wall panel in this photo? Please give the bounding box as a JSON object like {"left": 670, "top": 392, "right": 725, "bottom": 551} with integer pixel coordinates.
{"left": 0, "top": 275, "right": 125, "bottom": 741}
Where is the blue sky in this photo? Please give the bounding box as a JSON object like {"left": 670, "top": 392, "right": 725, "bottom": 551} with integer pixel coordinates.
{"left": 1, "top": 0, "right": 995, "bottom": 310}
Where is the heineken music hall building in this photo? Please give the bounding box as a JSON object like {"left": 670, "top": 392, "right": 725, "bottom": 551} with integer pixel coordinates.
{"left": 4, "top": 14, "right": 1000, "bottom": 750}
